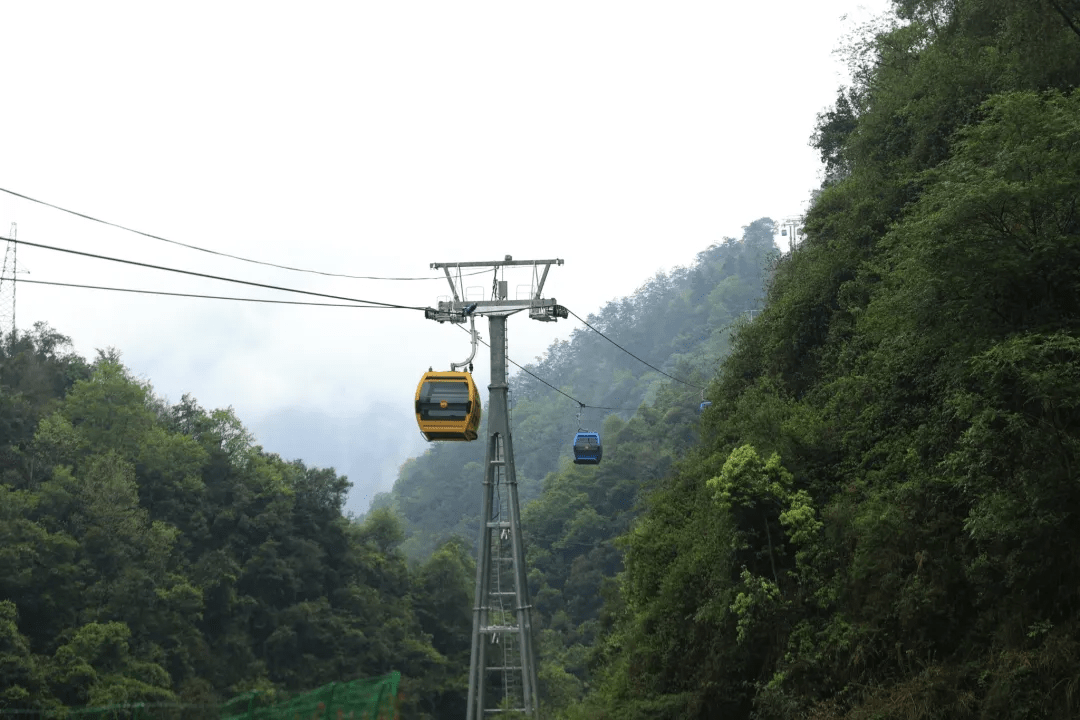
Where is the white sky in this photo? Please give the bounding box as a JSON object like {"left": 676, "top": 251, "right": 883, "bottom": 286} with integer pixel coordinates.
{"left": 2, "top": 0, "right": 891, "bottom": 514}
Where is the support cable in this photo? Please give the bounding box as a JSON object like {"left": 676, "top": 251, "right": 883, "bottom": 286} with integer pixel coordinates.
{"left": 562, "top": 306, "right": 705, "bottom": 390}
{"left": 0, "top": 187, "right": 488, "bottom": 281}
{"left": 457, "top": 324, "right": 619, "bottom": 411}
{"left": 14, "top": 278, "right": 392, "bottom": 308}
{"left": 2, "top": 237, "right": 425, "bottom": 310}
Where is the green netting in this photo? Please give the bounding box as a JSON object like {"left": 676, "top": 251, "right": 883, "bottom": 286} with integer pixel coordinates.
{"left": 219, "top": 673, "right": 400, "bottom": 720}
{"left": 1, "top": 672, "right": 401, "bottom": 720}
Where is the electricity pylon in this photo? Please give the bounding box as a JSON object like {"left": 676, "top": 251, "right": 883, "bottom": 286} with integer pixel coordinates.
{"left": 0, "top": 223, "right": 18, "bottom": 344}
{"left": 426, "top": 256, "right": 566, "bottom": 719}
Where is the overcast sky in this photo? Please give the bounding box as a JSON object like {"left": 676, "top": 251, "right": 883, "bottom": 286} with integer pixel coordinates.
{"left": 2, "top": 0, "right": 891, "bottom": 515}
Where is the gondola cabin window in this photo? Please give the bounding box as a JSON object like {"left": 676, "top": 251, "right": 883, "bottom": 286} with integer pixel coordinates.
{"left": 418, "top": 381, "right": 471, "bottom": 420}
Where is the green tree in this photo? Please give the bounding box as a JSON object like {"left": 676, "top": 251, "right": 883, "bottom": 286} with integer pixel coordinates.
{"left": 0, "top": 601, "right": 50, "bottom": 708}
{"left": 49, "top": 622, "right": 174, "bottom": 705}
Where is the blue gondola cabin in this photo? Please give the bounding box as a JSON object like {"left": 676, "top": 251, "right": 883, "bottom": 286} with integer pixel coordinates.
{"left": 573, "top": 432, "right": 602, "bottom": 465}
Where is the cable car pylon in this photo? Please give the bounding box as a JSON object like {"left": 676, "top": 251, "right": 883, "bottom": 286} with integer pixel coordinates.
{"left": 425, "top": 256, "right": 566, "bottom": 720}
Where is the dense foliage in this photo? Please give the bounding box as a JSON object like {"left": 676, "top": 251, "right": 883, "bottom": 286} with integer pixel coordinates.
{"left": 572, "top": 1, "right": 1080, "bottom": 718}
{"left": 0, "top": 325, "right": 471, "bottom": 719}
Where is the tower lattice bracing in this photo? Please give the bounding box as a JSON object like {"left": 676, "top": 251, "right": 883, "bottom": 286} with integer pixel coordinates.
{"left": 426, "top": 257, "right": 565, "bottom": 719}
{"left": 0, "top": 223, "right": 17, "bottom": 344}
{"left": 470, "top": 313, "right": 537, "bottom": 716}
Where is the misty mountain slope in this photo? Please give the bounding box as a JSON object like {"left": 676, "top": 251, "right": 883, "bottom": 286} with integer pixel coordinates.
{"left": 571, "top": 2, "right": 1080, "bottom": 718}
{"left": 249, "top": 402, "right": 425, "bottom": 515}
{"left": 370, "top": 218, "right": 778, "bottom": 559}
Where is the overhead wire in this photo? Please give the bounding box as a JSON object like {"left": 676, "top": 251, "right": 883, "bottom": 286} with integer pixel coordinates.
{"left": 3, "top": 237, "right": 425, "bottom": 310}
{"left": 14, "top": 278, "right": 388, "bottom": 308}
{"left": 454, "top": 322, "right": 620, "bottom": 412}
{"left": 562, "top": 306, "right": 706, "bottom": 390}
{"left": 0, "top": 187, "right": 489, "bottom": 281}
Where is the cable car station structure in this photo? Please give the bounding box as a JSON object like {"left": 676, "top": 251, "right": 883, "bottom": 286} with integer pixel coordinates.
{"left": 424, "top": 256, "right": 566, "bottom": 720}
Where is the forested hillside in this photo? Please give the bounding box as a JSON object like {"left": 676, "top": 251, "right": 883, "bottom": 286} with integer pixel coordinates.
{"left": 9, "top": 0, "right": 1080, "bottom": 717}
{"left": 371, "top": 219, "right": 776, "bottom": 560}
{"left": 0, "top": 325, "right": 471, "bottom": 718}
{"left": 0, "top": 222, "right": 778, "bottom": 719}
{"left": 566, "top": 1, "right": 1080, "bottom": 718}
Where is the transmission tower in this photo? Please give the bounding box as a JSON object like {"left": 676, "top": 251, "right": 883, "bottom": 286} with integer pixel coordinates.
{"left": 0, "top": 223, "right": 17, "bottom": 344}
{"left": 426, "top": 256, "right": 566, "bottom": 720}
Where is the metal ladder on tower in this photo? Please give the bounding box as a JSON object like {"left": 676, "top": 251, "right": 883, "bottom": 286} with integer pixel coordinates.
{"left": 479, "top": 433, "right": 528, "bottom": 715}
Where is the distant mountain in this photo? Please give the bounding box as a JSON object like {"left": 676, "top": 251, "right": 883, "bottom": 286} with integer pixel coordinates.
{"left": 249, "top": 403, "right": 425, "bottom": 517}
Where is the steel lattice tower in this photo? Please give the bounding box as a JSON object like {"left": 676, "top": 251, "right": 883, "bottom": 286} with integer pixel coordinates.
{"left": 426, "top": 257, "right": 565, "bottom": 719}
{"left": 0, "top": 223, "right": 17, "bottom": 344}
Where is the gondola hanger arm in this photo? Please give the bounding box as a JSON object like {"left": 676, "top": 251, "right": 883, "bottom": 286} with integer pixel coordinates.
{"left": 451, "top": 315, "right": 480, "bottom": 372}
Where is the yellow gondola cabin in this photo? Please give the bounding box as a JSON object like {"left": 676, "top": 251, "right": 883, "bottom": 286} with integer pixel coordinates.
{"left": 415, "top": 370, "right": 482, "bottom": 441}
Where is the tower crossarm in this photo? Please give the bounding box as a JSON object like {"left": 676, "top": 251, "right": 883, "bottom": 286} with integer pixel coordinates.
{"left": 426, "top": 256, "right": 566, "bottom": 323}
{"left": 430, "top": 258, "right": 563, "bottom": 269}
{"left": 425, "top": 298, "right": 567, "bottom": 322}
{"left": 430, "top": 257, "right": 563, "bottom": 318}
